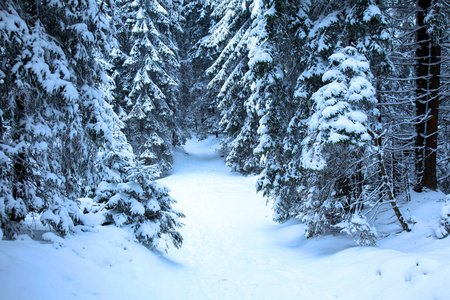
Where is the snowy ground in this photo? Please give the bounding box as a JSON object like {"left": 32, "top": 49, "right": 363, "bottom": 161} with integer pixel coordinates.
{"left": 1, "top": 137, "right": 450, "bottom": 300}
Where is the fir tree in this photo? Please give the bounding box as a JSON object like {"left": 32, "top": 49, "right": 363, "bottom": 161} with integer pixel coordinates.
{"left": 254, "top": 0, "right": 307, "bottom": 221}
{"left": 201, "top": 0, "right": 263, "bottom": 174}
{"left": 115, "top": 0, "right": 184, "bottom": 173}
{"left": 257, "top": 0, "right": 410, "bottom": 244}
{"left": 414, "top": 0, "right": 444, "bottom": 192}
{"left": 178, "top": 0, "right": 216, "bottom": 137}
{"left": 93, "top": 125, "right": 184, "bottom": 251}
{"left": 300, "top": 46, "right": 393, "bottom": 244}
{"left": 0, "top": 0, "right": 184, "bottom": 249}
{"left": 0, "top": 0, "right": 86, "bottom": 237}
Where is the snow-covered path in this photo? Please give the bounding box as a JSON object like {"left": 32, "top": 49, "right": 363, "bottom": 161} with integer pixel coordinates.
{"left": 159, "top": 137, "right": 450, "bottom": 300}
{"left": 1, "top": 137, "right": 450, "bottom": 300}
{"left": 159, "top": 138, "right": 316, "bottom": 299}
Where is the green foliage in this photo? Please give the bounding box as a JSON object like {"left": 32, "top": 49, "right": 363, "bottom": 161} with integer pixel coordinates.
{"left": 114, "top": 0, "right": 184, "bottom": 173}
{"left": 0, "top": 0, "right": 184, "bottom": 250}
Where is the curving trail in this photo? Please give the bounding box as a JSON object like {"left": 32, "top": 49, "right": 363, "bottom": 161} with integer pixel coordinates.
{"left": 159, "top": 137, "right": 317, "bottom": 299}
{"left": 158, "top": 137, "right": 450, "bottom": 300}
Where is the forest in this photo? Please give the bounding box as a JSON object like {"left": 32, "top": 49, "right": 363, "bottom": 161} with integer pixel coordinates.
{"left": 1, "top": 0, "right": 450, "bottom": 249}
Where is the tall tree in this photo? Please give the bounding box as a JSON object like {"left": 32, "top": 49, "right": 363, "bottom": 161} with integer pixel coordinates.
{"left": 0, "top": 0, "right": 88, "bottom": 237}
{"left": 381, "top": 0, "right": 449, "bottom": 193}
{"left": 199, "top": 0, "right": 264, "bottom": 173}
{"left": 414, "top": 0, "right": 443, "bottom": 191}
{"left": 178, "top": 0, "right": 213, "bottom": 136}
{"left": 252, "top": 0, "right": 307, "bottom": 222}
{"left": 115, "top": 0, "right": 184, "bottom": 174}
{"left": 256, "top": 0, "right": 411, "bottom": 244}
{"left": 437, "top": 2, "right": 450, "bottom": 193}
{"left": 0, "top": 0, "right": 184, "bottom": 249}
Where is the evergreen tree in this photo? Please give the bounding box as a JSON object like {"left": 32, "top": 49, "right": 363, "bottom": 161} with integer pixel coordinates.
{"left": 381, "top": 0, "right": 449, "bottom": 194}
{"left": 301, "top": 46, "right": 410, "bottom": 244}
{"left": 93, "top": 125, "right": 184, "bottom": 251}
{"left": 257, "top": 0, "right": 410, "bottom": 244}
{"left": 0, "top": 0, "right": 184, "bottom": 249}
{"left": 200, "top": 0, "right": 263, "bottom": 173}
{"left": 178, "top": 0, "right": 216, "bottom": 137}
{"left": 437, "top": 1, "right": 450, "bottom": 193}
{"left": 115, "top": 0, "right": 184, "bottom": 174}
{"left": 254, "top": 0, "right": 307, "bottom": 221}
{"left": 414, "top": 0, "right": 444, "bottom": 192}
{"left": 0, "top": 0, "right": 86, "bottom": 237}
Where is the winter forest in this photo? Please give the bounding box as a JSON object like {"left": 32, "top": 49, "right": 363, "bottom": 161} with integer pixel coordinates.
{"left": 1, "top": 0, "right": 450, "bottom": 298}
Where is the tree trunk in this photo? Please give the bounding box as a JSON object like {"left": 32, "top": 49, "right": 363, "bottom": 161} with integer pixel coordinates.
{"left": 414, "top": 0, "right": 441, "bottom": 192}
{"left": 371, "top": 131, "right": 411, "bottom": 232}
{"left": 11, "top": 92, "right": 27, "bottom": 222}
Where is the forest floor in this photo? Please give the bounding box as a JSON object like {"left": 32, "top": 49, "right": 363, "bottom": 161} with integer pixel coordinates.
{"left": 1, "top": 137, "right": 450, "bottom": 299}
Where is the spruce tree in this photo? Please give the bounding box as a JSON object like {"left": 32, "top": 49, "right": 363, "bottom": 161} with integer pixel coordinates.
{"left": 256, "top": 0, "right": 410, "bottom": 243}
{"left": 381, "top": 0, "right": 449, "bottom": 194}
{"left": 414, "top": 0, "right": 444, "bottom": 192}
{"left": 0, "top": 0, "right": 86, "bottom": 237}
{"left": 254, "top": 0, "right": 307, "bottom": 221}
{"left": 115, "top": 0, "right": 183, "bottom": 174}
{"left": 178, "top": 0, "right": 216, "bottom": 137}
{"left": 93, "top": 124, "right": 184, "bottom": 251}
{"left": 0, "top": 0, "right": 184, "bottom": 249}
{"left": 199, "top": 0, "right": 263, "bottom": 174}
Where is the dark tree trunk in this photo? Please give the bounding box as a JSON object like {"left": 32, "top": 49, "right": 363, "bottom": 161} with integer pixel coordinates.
{"left": 11, "top": 92, "right": 27, "bottom": 222}
{"left": 414, "top": 0, "right": 440, "bottom": 192}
